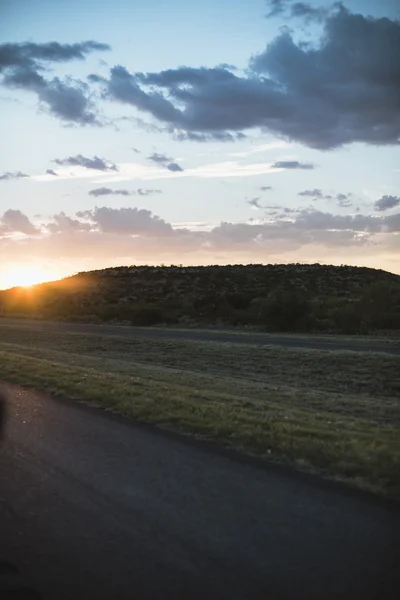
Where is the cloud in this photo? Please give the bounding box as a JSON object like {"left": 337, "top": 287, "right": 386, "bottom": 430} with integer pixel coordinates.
{"left": 265, "top": 0, "right": 330, "bottom": 21}
{"left": 137, "top": 188, "right": 161, "bottom": 196}
{"left": 46, "top": 212, "right": 92, "bottom": 234}
{"left": 1, "top": 209, "right": 38, "bottom": 235}
{"left": 33, "top": 158, "right": 301, "bottom": 184}
{"left": 89, "top": 187, "right": 161, "bottom": 197}
{"left": 260, "top": 185, "right": 273, "bottom": 191}
{"left": 76, "top": 206, "right": 173, "bottom": 236}
{"left": 89, "top": 187, "right": 130, "bottom": 197}
{"left": 173, "top": 131, "right": 246, "bottom": 142}
{"left": 265, "top": 0, "right": 287, "bottom": 17}
{"left": 98, "top": 7, "right": 400, "bottom": 149}
{"left": 272, "top": 161, "right": 314, "bottom": 170}
{"left": 3, "top": 69, "right": 98, "bottom": 125}
{"left": 0, "top": 41, "right": 110, "bottom": 71}
{"left": 298, "top": 189, "right": 353, "bottom": 205}
{"left": 3, "top": 206, "right": 400, "bottom": 275}
{"left": 336, "top": 193, "right": 352, "bottom": 208}
{"left": 46, "top": 169, "right": 58, "bottom": 176}
{"left": 53, "top": 155, "right": 118, "bottom": 171}
{"left": 374, "top": 195, "right": 400, "bottom": 212}
{"left": 166, "top": 162, "right": 183, "bottom": 172}
{"left": 147, "top": 152, "right": 184, "bottom": 172}
{"left": 298, "top": 188, "right": 325, "bottom": 199}
{"left": 247, "top": 197, "right": 264, "bottom": 209}
{"left": 0, "top": 41, "right": 110, "bottom": 125}
{"left": 0, "top": 171, "right": 29, "bottom": 181}
{"left": 230, "top": 141, "right": 288, "bottom": 158}
{"left": 147, "top": 152, "right": 169, "bottom": 164}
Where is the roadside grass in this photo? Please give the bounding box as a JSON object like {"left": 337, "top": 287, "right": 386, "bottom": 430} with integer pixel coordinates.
{"left": 2, "top": 316, "right": 400, "bottom": 345}
{"left": 0, "top": 323, "right": 399, "bottom": 498}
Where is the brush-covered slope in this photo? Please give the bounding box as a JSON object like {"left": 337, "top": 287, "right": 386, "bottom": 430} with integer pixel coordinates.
{"left": 1, "top": 263, "right": 399, "bottom": 333}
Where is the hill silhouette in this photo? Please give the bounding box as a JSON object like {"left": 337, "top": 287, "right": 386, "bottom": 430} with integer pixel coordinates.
{"left": 1, "top": 263, "right": 399, "bottom": 334}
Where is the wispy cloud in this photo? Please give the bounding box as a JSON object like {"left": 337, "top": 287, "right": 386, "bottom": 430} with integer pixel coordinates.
{"left": 230, "top": 141, "right": 288, "bottom": 158}
{"left": 0, "top": 171, "right": 29, "bottom": 181}
{"left": 53, "top": 155, "right": 118, "bottom": 171}
{"left": 247, "top": 197, "right": 264, "bottom": 209}
{"left": 298, "top": 189, "right": 353, "bottom": 207}
{"left": 89, "top": 187, "right": 161, "bottom": 197}
{"left": 271, "top": 160, "right": 314, "bottom": 170}
{"left": 147, "top": 152, "right": 184, "bottom": 172}
{"left": 34, "top": 159, "right": 287, "bottom": 183}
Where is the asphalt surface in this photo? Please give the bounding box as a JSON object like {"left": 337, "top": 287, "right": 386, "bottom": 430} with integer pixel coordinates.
{"left": 0, "top": 382, "right": 399, "bottom": 599}
{"left": 1, "top": 317, "right": 400, "bottom": 354}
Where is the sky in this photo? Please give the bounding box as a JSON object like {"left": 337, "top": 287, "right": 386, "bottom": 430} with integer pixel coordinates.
{"left": 0, "top": 0, "right": 399, "bottom": 288}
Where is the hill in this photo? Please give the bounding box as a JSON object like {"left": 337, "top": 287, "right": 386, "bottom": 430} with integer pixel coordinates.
{"left": 1, "top": 263, "right": 399, "bottom": 334}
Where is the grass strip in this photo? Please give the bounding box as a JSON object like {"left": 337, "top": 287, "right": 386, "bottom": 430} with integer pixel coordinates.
{"left": 1, "top": 345, "right": 399, "bottom": 499}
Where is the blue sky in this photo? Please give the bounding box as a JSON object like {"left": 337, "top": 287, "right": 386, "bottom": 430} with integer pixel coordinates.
{"left": 0, "top": 0, "right": 399, "bottom": 288}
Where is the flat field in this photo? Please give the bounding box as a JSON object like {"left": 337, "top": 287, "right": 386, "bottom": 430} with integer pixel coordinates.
{"left": 0, "top": 322, "right": 399, "bottom": 498}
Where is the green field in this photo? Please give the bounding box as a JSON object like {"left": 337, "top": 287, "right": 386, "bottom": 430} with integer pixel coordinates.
{"left": 0, "top": 323, "right": 399, "bottom": 498}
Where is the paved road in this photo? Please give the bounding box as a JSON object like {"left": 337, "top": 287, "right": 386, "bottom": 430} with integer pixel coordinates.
{"left": 1, "top": 317, "right": 400, "bottom": 355}
{"left": 0, "top": 383, "right": 399, "bottom": 599}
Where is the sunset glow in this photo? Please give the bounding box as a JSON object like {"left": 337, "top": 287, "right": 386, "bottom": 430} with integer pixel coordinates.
{"left": 0, "top": 265, "right": 60, "bottom": 290}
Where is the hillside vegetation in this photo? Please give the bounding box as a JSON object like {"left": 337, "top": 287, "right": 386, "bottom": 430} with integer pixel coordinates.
{"left": 1, "top": 263, "right": 399, "bottom": 334}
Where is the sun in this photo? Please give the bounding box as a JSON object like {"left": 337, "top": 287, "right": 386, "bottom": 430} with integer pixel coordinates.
{"left": 0, "top": 264, "right": 60, "bottom": 290}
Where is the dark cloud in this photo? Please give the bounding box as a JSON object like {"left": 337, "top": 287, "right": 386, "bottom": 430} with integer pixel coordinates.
{"left": 0, "top": 171, "right": 29, "bottom": 181}
{"left": 147, "top": 152, "right": 183, "bottom": 172}
{"left": 38, "top": 77, "right": 98, "bottom": 125}
{"left": 53, "top": 155, "right": 118, "bottom": 171}
{"left": 46, "top": 169, "right": 58, "bottom": 176}
{"left": 260, "top": 185, "right": 273, "bottom": 191}
{"left": 272, "top": 160, "right": 314, "bottom": 170}
{"left": 0, "top": 41, "right": 110, "bottom": 71}
{"left": 76, "top": 206, "right": 173, "bottom": 236}
{"left": 374, "top": 195, "right": 400, "bottom": 211}
{"left": 290, "top": 2, "right": 328, "bottom": 22}
{"left": 107, "top": 65, "right": 181, "bottom": 124}
{"left": 99, "top": 7, "right": 400, "bottom": 149}
{"left": 0, "top": 41, "right": 109, "bottom": 125}
{"left": 3, "top": 69, "right": 98, "bottom": 125}
{"left": 1, "top": 209, "right": 38, "bottom": 235}
{"left": 89, "top": 187, "right": 161, "bottom": 197}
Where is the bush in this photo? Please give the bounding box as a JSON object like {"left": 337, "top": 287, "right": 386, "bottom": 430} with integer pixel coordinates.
{"left": 130, "top": 306, "right": 164, "bottom": 326}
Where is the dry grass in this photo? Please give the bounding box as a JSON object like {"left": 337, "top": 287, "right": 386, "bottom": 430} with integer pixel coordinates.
{"left": 0, "top": 323, "right": 399, "bottom": 498}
